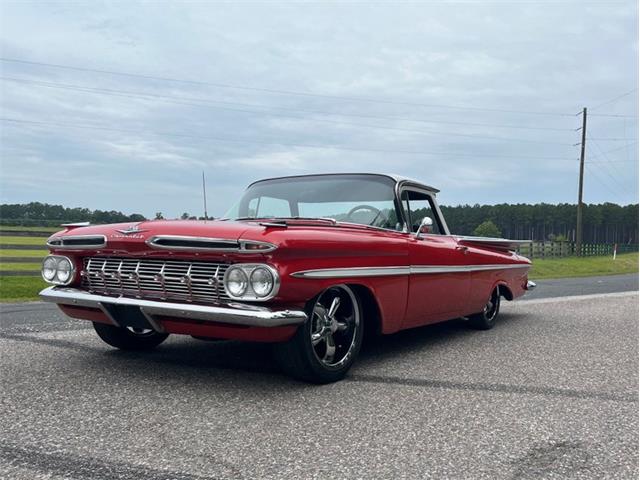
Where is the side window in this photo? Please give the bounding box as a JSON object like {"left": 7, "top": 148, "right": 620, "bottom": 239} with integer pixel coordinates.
{"left": 401, "top": 190, "right": 443, "bottom": 235}
{"left": 255, "top": 196, "right": 291, "bottom": 218}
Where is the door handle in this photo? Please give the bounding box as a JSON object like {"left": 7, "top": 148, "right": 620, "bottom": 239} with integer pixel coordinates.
{"left": 455, "top": 246, "right": 469, "bottom": 254}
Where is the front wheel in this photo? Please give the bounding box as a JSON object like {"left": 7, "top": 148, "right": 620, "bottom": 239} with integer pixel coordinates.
{"left": 468, "top": 286, "right": 501, "bottom": 330}
{"left": 274, "top": 285, "right": 363, "bottom": 384}
{"left": 93, "top": 322, "right": 169, "bottom": 350}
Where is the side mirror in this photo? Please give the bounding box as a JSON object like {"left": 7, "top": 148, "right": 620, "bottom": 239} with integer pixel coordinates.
{"left": 415, "top": 216, "right": 433, "bottom": 239}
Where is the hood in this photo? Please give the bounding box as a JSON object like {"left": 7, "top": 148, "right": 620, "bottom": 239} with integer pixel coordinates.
{"left": 47, "top": 218, "right": 406, "bottom": 260}
{"left": 48, "top": 220, "right": 263, "bottom": 256}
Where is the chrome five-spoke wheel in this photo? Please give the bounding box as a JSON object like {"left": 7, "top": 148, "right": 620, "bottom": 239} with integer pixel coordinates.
{"left": 274, "top": 284, "right": 364, "bottom": 383}
{"left": 310, "top": 286, "right": 361, "bottom": 368}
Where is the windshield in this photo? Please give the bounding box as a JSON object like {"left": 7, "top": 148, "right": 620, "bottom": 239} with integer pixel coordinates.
{"left": 223, "top": 174, "right": 403, "bottom": 230}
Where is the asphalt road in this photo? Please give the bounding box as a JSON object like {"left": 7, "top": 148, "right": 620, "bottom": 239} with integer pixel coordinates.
{"left": 523, "top": 273, "right": 638, "bottom": 301}
{"left": 0, "top": 276, "right": 637, "bottom": 479}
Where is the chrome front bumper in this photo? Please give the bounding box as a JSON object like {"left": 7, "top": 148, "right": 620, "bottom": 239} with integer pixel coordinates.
{"left": 39, "top": 287, "right": 307, "bottom": 329}
{"left": 525, "top": 281, "right": 537, "bottom": 291}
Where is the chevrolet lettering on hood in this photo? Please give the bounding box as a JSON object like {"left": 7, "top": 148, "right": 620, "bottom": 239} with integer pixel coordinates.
{"left": 39, "top": 173, "right": 534, "bottom": 384}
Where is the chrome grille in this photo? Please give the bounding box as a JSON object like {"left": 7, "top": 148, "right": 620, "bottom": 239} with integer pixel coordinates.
{"left": 81, "top": 257, "right": 230, "bottom": 304}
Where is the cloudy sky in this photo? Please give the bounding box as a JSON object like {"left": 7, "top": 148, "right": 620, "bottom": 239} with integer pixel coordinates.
{"left": 0, "top": 1, "right": 638, "bottom": 219}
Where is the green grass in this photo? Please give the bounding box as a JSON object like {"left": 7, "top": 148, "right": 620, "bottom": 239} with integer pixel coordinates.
{"left": 0, "top": 225, "right": 59, "bottom": 232}
{"left": 0, "top": 263, "right": 41, "bottom": 271}
{"left": 530, "top": 252, "right": 638, "bottom": 280}
{"left": 0, "top": 276, "right": 47, "bottom": 303}
{"left": 0, "top": 249, "right": 47, "bottom": 258}
{"left": 0, "top": 236, "right": 48, "bottom": 246}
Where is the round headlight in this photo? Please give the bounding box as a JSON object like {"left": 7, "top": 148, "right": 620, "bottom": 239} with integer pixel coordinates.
{"left": 56, "top": 257, "right": 73, "bottom": 284}
{"left": 42, "top": 257, "right": 57, "bottom": 281}
{"left": 226, "top": 267, "right": 248, "bottom": 297}
{"left": 250, "top": 267, "right": 274, "bottom": 297}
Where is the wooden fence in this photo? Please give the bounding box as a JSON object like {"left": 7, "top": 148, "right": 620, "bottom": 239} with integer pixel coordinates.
{"left": 516, "top": 242, "right": 639, "bottom": 259}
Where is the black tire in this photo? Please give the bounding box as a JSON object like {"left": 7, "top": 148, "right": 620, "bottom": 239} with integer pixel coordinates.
{"left": 274, "top": 285, "right": 364, "bottom": 384}
{"left": 468, "top": 287, "right": 501, "bottom": 330}
{"left": 92, "top": 322, "right": 169, "bottom": 350}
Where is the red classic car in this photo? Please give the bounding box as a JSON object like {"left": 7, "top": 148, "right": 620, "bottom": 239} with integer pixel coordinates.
{"left": 40, "top": 173, "right": 534, "bottom": 383}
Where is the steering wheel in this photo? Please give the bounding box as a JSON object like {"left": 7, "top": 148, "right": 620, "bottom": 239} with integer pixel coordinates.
{"left": 346, "top": 204, "right": 382, "bottom": 225}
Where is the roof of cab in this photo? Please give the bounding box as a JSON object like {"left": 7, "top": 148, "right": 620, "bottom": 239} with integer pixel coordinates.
{"left": 248, "top": 173, "right": 439, "bottom": 193}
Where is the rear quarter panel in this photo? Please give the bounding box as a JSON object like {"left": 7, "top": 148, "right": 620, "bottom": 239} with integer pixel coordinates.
{"left": 464, "top": 246, "right": 531, "bottom": 315}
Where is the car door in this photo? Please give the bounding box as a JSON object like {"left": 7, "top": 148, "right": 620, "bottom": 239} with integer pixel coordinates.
{"left": 400, "top": 188, "right": 471, "bottom": 328}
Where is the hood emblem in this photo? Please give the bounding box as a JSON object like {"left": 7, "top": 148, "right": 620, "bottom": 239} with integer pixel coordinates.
{"left": 115, "top": 225, "right": 148, "bottom": 235}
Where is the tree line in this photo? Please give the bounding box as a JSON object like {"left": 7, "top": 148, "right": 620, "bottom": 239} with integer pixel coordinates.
{"left": 0, "top": 202, "right": 146, "bottom": 227}
{"left": 1, "top": 201, "right": 638, "bottom": 244}
{"left": 441, "top": 203, "right": 638, "bottom": 244}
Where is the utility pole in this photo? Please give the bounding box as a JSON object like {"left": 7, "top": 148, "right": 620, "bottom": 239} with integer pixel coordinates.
{"left": 202, "top": 171, "right": 208, "bottom": 220}
{"left": 576, "top": 107, "right": 587, "bottom": 256}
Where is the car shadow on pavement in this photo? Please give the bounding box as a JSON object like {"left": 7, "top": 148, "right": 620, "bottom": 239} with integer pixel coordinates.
{"left": 94, "top": 311, "right": 526, "bottom": 386}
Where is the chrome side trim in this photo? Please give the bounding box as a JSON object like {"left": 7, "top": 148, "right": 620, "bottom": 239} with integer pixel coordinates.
{"left": 291, "top": 264, "right": 530, "bottom": 278}
{"left": 410, "top": 264, "right": 530, "bottom": 274}
{"left": 291, "top": 266, "right": 411, "bottom": 279}
{"left": 39, "top": 287, "right": 307, "bottom": 328}
{"left": 146, "top": 235, "right": 277, "bottom": 253}
{"left": 47, "top": 234, "right": 107, "bottom": 249}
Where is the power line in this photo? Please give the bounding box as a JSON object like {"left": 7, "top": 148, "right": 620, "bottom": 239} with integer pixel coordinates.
{"left": 0, "top": 76, "right": 574, "bottom": 132}
{"left": 0, "top": 57, "right": 577, "bottom": 117}
{"left": 586, "top": 140, "right": 638, "bottom": 159}
{"left": 0, "top": 117, "right": 578, "bottom": 161}
{"left": 588, "top": 137, "right": 639, "bottom": 141}
{"left": 586, "top": 134, "right": 635, "bottom": 196}
{"left": 0, "top": 76, "right": 572, "bottom": 146}
{"left": 584, "top": 163, "right": 628, "bottom": 201}
{"left": 586, "top": 159, "right": 638, "bottom": 164}
{"left": 591, "top": 88, "right": 638, "bottom": 111}
{"left": 588, "top": 113, "right": 638, "bottom": 118}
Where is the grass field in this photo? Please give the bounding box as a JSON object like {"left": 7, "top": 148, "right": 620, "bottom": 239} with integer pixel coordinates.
{"left": 0, "top": 225, "right": 59, "bottom": 233}
{"left": 0, "top": 249, "right": 47, "bottom": 258}
{"left": 0, "top": 276, "right": 47, "bottom": 303}
{"left": 0, "top": 263, "right": 41, "bottom": 271}
{"left": 0, "top": 236, "right": 48, "bottom": 246}
{"left": 530, "top": 252, "right": 638, "bottom": 280}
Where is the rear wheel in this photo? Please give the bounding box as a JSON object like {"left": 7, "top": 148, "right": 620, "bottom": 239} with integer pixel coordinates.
{"left": 93, "top": 322, "right": 169, "bottom": 350}
{"left": 468, "top": 286, "right": 501, "bottom": 330}
{"left": 274, "top": 285, "right": 363, "bottom": 384}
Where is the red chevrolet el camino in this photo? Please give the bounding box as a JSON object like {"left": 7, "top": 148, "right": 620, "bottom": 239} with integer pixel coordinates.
{"left": 40, "top": 173, "right": 535, "bottom": 383}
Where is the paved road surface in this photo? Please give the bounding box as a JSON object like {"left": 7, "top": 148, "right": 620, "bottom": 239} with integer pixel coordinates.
{"left": 0, "top": 276, "right": 637, "bottom": 479}
{"left": 523, "top": 273, "right": 638, "bottom": 300}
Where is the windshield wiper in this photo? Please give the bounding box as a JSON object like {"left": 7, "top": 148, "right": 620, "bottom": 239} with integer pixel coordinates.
{"left": 234, "top": 216, "right": 337, "bottom": 224}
